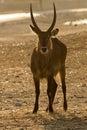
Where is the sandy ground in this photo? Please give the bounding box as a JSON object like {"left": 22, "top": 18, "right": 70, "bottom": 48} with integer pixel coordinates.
{"left": 0, "top": 29, "right": 87, "bottom": 130}
{"left": 0, "top": 0, "right": 87, "bottom": 130}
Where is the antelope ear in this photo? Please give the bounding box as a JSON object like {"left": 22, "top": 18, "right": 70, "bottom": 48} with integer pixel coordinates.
{"left": 30, "top": 25, "right": 38, "bottom": 34}
{"left": 51, "top": 28, "right": 59, "bottom": 36}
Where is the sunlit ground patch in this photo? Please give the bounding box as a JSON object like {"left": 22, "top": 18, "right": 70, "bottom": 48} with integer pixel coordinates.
{"left": 0, "top": 13, "right": 40, "bottom": 23}
{"left": 64, "top": 19, "right": 87, "bottom": 26}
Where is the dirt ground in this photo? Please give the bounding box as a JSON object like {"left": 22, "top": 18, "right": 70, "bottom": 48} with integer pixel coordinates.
{"left": 0, "top": 0, "right": 87, "bottom": 130}
{"left": 0, "top": 24, "right": 87, "bottom": 130}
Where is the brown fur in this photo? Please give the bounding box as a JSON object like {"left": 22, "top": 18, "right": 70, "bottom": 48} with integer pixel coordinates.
{"left": 31, "top": 38, "right": 67, "bottom": 78}
{"left": 31, "top": 37, "right": 67, "bottom": 113}
{"left": 30, "top": 3, "right": 67, "bottom": 113}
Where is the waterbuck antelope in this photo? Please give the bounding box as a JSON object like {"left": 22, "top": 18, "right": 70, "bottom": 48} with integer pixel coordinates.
{"left": 30, "top": 3, "right": 67, "bottom": 113}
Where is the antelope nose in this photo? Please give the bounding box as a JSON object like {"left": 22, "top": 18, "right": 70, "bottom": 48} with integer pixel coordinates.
{"left": 42, "top": 47, "right": 47, "bottom": 52}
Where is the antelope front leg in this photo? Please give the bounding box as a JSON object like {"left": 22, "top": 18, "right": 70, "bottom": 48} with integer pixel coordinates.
{"left": 33, "top": 77, "right": 40, "bottom": 113}
{"left": 46, "top": 78, "right": 58, "bottom": 112}
{"left": 62, "top": 79, "right": 67, "bottom": 111}
{"left": 51, "top": 78, "right": 58, "bottom": 103}
{"left": 47, "top": 76, "right": 54, "bottom": 113}
{"left": 60, "top": 67, "right": 67, "bottom": 111}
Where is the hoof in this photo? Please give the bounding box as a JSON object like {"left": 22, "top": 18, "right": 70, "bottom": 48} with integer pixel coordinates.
{"left": 46, "top": 107, "right": 49, "bottom": 112}
{"left": 49, "top": 108, "right": 54, "bottom": 113}
{"left": 33, "top": 107, "right": 38, "bottom": 114}
{"left": 46, "top": 106, "right": 54, "bottom": 113}
{"left": 33, "top": 110, "right": 37, "bottom": 114}
{"left": 64, "top": 102, "right": 67, "bottom": 111}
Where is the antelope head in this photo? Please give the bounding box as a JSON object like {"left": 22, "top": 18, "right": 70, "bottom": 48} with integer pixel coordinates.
{"left": 30, "top": 3, "right": 59, "bottom": 54}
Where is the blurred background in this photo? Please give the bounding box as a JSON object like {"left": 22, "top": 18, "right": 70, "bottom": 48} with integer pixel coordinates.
{"left": 0, "top": 0, "right": 87, "bottom": 36}
{"left": 0, "top": 0, "right": 87, "bottom": 12}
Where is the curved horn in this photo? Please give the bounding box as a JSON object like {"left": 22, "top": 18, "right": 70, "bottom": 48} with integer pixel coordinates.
{"left": 30, "top": 3, "right": 41, "bottom": 32}
{"left": 47, "top": 3, "right": 56, "bottom": 32}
